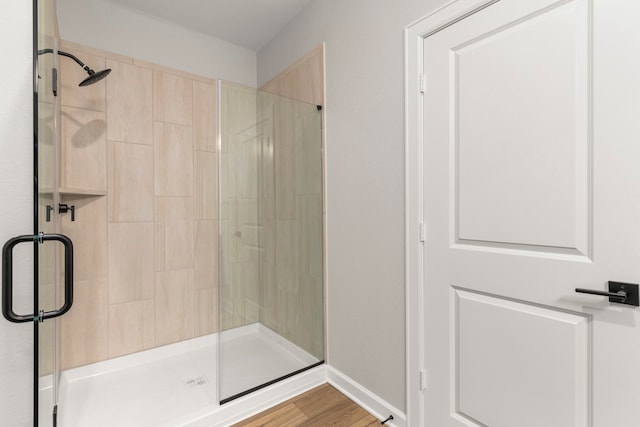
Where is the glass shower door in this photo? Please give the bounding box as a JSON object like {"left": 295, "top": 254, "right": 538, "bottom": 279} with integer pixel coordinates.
{"left": 218, "top": 81, "right": 324, "bottom": 403}
{"left": 1, "top": 2, "right": 67, "bottom": 425}
{"left": 36, "top": 0, "right": 64, "bottom": 424}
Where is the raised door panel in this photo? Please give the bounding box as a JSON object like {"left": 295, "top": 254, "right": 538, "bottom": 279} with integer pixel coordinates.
{"left": 454, "top": 289, "right": 589, "bottom": 427}
{"left": 454, "top": 1, "right": 590, "bottom": 255}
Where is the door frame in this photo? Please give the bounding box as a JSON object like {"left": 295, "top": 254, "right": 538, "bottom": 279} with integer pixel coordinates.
{"left": 404, "top": 1, "right": 501, "bottom": 425}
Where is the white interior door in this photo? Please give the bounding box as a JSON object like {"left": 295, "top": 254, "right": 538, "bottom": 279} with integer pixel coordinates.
{"left": 420, "top": 0, "right": 640, "bottom": 426}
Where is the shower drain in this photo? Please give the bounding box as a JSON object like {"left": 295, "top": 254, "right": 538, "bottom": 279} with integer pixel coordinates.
{"left": 184, "top": 376, "right": 209, "bottom": 388}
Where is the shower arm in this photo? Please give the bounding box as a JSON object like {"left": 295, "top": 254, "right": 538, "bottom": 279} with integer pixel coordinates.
{"left": 36, "top": 48, "right": 111, "bottom": 92}
{"left": 38, "top": 48, "right": 92, "bottom": 73}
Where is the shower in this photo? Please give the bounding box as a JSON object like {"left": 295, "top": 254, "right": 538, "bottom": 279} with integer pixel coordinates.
{"left": 22, "top": 1, "right": 324, "bottom": 424}
{"left": 37, "top": 48, "right": 111, "bottom": 87}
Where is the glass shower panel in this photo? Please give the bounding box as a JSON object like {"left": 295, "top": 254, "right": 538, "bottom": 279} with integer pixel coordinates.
{"left": 219, "top": 82, "right": 260, "bottom": 332}
{"left": 218, "top": 82, "right": 324, "bottom": 403}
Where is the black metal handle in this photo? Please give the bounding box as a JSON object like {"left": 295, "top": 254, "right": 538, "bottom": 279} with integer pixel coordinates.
{"left": 575, "top": 281, "right": 639, "bottom": 307}
{"left": 58, "top": 203, "right": 75, "bottom": 222}
{"left": 2, "top": 233, "right": 74, "bottom": 323}
{"left": 575, "top": 288, "right": 626, "bottom": 301}
{"left": 47, "top": 204, "right": 76, "bottom": 222}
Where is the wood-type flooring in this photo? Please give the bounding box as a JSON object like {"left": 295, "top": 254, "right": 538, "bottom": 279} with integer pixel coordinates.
{"left": 232, "top": 383, "right": 384, "bottom": 426}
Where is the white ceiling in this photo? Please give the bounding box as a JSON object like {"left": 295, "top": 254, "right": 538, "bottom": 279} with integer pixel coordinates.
{"left": 106, "top": 0, "right": 312, "bottom": 51}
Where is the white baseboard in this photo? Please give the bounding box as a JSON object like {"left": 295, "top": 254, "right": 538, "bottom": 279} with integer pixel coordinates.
{"left": 327, "top": 366, "right": 407, "bottom": 427}
{"left": 190, "top": 365, "right": 408, "bottom": 427}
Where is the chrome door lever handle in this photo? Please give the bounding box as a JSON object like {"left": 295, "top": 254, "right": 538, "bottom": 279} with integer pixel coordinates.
{"left": 575, "top": 281, "right": 639, "bottom": 307}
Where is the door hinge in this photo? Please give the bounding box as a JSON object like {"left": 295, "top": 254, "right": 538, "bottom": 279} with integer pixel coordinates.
{"left": 419, "top": 73, "right": 426, "bottom": 94}
{"left": 419, "top": 370, "right": 427, "bottom": 390}
{"left": 419, "top": 222, "right": 426, "bottom": 242}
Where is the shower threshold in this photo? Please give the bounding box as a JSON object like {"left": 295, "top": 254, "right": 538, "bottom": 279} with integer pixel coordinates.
{"left": 40, "top": 323, "right": 323, "bottom": 427}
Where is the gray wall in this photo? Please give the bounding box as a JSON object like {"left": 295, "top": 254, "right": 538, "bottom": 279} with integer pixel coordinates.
{"left": 257, "top": 0, "right": 448, "bottom": 411}
{"left": 0, "top": 2, "right": 36, "bottom": 425}
{"left": 56, "top": 0, "right": 258, "bottom": 87}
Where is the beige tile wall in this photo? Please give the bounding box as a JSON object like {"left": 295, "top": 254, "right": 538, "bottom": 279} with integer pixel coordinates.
{"left": 60, "top": 106, "right": 107, "bottom": 192}
{"left": 56, "top": 41, "right": 324, "bottom": 369}
{"left": 260, "top": 45, "right": 324, "bottom": 107}
{"left": 58, "top": 41, "right": 218, "bottom": 369}
{"left": 107, "top": 141, "right": 154, "bottom": 221}
{"left": 105, "top": 59, "right": 153, "bottom": 145}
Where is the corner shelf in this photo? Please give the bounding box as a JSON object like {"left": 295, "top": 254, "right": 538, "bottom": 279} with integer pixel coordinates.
{"left": 58, "top": 187, "right": 106, "bottom": 197}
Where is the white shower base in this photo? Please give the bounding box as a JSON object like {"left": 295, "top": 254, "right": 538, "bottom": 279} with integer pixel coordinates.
{"left": 40, "top": 323, "right": 322, "bottom": 427}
